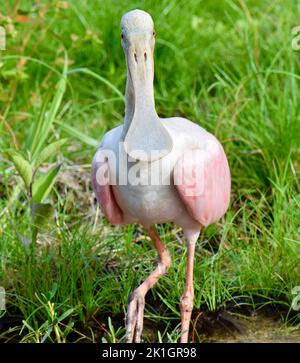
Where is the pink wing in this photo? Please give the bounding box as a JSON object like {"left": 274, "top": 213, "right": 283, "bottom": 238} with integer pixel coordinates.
{"left": 91, "top": 150, "right": 124, "bottom": 225}
{"left": 174, "top": 136, "right": 231, "bottom": 227}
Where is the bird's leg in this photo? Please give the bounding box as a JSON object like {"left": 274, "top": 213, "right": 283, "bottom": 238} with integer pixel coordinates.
{"left": 126, "top": 225, "right": 171, "bottom": 343}
{"left": 180, "top": 232, "right": 198, "bottom": 343}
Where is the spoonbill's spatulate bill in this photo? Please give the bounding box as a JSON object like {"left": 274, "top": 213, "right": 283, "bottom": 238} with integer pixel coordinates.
{"left": 92, "top": 9, "right": 231, "bottom": 343}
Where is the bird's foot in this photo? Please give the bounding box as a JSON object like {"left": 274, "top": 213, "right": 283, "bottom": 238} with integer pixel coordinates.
{"left": 125, "top": 289, "right": 145, "bottom": 343}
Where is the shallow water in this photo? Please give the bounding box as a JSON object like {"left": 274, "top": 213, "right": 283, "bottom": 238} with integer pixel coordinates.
{"left": 201, "top": 311, "right": 300, "bottom": 343}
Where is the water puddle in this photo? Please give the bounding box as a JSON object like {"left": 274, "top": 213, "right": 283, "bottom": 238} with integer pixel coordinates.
{"left": 198, "top": 310, "right": 300, "bottom": 343}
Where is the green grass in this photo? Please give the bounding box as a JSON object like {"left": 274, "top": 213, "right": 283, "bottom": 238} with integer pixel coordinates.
{"left": 0, "top": 0, "right": 300, "bottom": 342}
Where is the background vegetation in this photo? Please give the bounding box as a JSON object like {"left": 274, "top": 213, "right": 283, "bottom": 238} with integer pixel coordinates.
{"left": 0, "top": 0, "right": 299, "bottom": 342}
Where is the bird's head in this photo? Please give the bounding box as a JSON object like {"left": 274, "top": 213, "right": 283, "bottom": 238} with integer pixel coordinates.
{"left": 121, "top": 9, "right": 156, "bottom": 78}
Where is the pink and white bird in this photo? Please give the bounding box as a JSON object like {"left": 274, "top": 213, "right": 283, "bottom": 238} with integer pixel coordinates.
{"left": 92, "top": 9, "right": 230, "bottom": 343}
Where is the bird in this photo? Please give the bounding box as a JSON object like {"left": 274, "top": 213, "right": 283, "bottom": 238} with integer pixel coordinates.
{"left": 91, "top": 9, "right": 231, "bottom": 343}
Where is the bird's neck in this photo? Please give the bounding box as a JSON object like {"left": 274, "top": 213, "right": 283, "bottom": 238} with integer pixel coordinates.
{"left": 121, "top": 60, "right": 173, "bottom": 162}
{"left": 123, "top": 70, "right": 157, "bottom": 136}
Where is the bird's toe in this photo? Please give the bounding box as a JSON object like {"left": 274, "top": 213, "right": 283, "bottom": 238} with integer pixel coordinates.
{"left": 125, "top": 289, "right": 145, "bottom": 343}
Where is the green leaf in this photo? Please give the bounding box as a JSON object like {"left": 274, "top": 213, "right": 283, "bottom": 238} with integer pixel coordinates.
{"left": 32, "top": 164, "right": 61, "bottom": 203}
{"left": 29, "top": 89, "right": 53, "bottom": 153}
{"left": 31, "top": 51, "right": 68, "bottom": 159}
{"left": 6, "top": 149, "right": 32, "bottom": 188}
{"left": 55, "top": 121, "right": 98, "bottom": 147}
{"left": 108, "top": 317, "right": 114, "bottom": 335}
{"left": 34, "top": 139, "right": 67, "bottom": 167}
{"left": 30, "top": 203, "right": 54, "bottom": 230}
{"left": 49, "top": 282, "right": 58, "bottom": 299}
{"left": 41, "top": 326, "right": 53, "bottom": 343}
{"left": 73, "top": 68, "right": 125, "bottom": 101}
{"left": 58, "top": 308, "right": 74, "bottom": 323}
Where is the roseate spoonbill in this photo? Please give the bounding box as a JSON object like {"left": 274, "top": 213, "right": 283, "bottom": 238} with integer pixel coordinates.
{"left": 91, "top": 9, "right": 230, "bottom": 343}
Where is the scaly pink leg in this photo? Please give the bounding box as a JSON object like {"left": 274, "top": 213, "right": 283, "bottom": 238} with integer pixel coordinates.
{"left": 180, "top": 231, "right": 199, "bottom": 343}
{"left": 126, "top": 225, "right": 171, "bottom": 343}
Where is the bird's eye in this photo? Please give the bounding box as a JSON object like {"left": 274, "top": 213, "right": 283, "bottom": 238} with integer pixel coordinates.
{"left": 153, "top": 31, "right": 156, "bottom": 37}
{"left": 121, "top": 32, "right": 124, "bottom": 40}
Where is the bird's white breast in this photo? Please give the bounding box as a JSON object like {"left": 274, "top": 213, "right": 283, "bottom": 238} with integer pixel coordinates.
{"left": 99, "top": 117, "right": 210, "bottom": 226}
